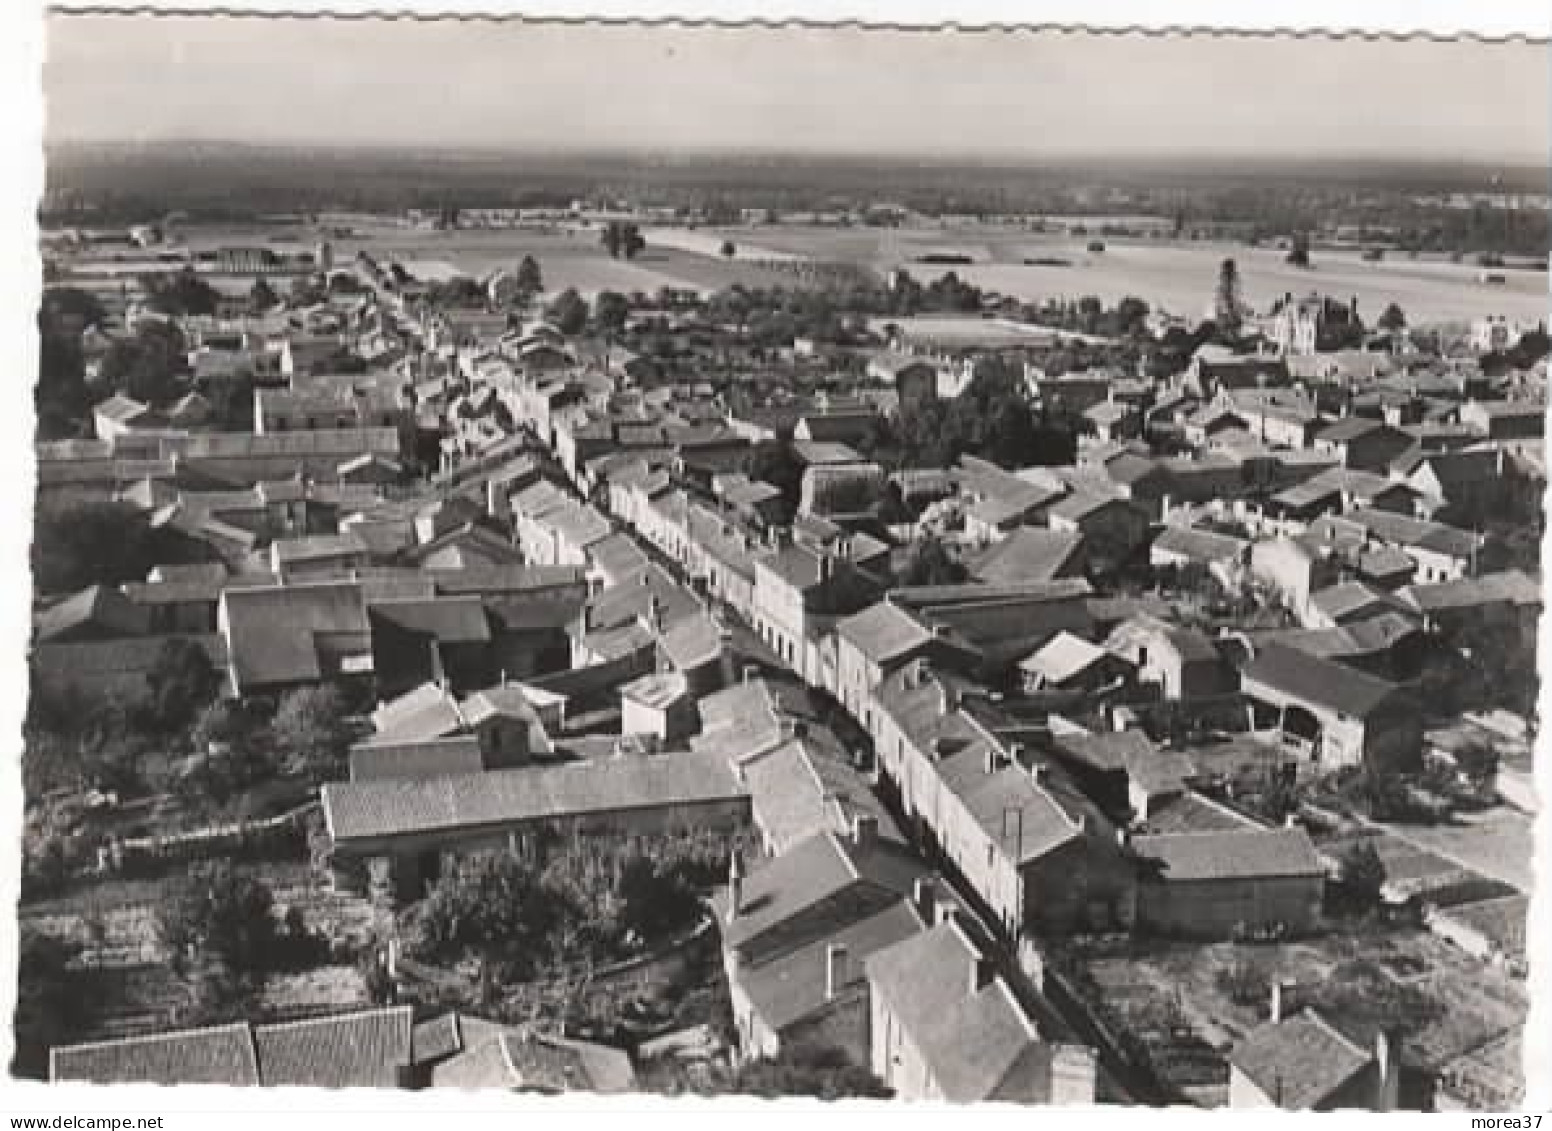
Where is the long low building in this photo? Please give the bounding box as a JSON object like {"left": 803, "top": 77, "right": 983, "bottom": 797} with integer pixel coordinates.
{"left": 322, "top": 749, "right": 751, "bottom": 900}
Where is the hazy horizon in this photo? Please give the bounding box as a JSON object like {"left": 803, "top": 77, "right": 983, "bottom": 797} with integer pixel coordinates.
{"left": 46, "top": 15, "right": 1550, "bottom": 165}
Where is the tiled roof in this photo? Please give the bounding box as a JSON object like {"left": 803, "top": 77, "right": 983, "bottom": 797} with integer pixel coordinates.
{"left": 834, "top": 602, "right": 935, "bottom": 665}
{"left": 968, "top": 528, "right": 1085, "bottom": 584}
{"left": 866, "top": 920, "right": 1048, "bottom": 1103}
{"left": 741, "top": 737, "right": 898, "bottom": 857}
{"left": 51, "top": 1007, "right": 415, "bottom": 1089}
{"left": 1151, "top": 525, "right": 1247, "bottom": 565}
{"left": 220, "top": 581, "right": 371, "bottom": 689}
{"left": 324, "top": 750, "right": 746, "bottom": 845}
{"left": 714, "top": 830, "right": 927, "bottom": 957}
{"left": 1399, "top": 570, "right": 1542, "bottom": 613}
{"left": 1240, "top": 641, "right": 1410, "bottom": 719}
{"left": 51, "top": 1023, "right": 260, "bottom": 1086}
{"left": 658, "top": 612, "right": 725, "bottom": 672}
{"left": 252, "top": 1005, "right": 414, "bottom": 1089}
{"left": 369, "top": 595, "right": 492, "bottom": 644}
{"left": 738, "top": 899, "right": 923, "bottom": 1033}
{"left": 34, "top": 584, "right": 150, "bottom": 641}
{"left": 1131, "top": 827, "right": 1324, "bottom": 882}
{"left": 272, "top": 532, "right": 369, "bottom": 565}
{"left": 1231, "top": 1009, "right": 1374, "bottom": 1109}
{"left": 1019, "top": 631, "right": 1110, "bottom": 685}
{"left": 31, "top": 634, "right": 227, "bottom": 678}
{"left": 350, "top": 737, "right": 485, "bottom": 783}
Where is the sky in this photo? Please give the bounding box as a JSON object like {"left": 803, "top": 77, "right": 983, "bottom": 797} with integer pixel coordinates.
{"left": 43, "top": 15, "right": 1551, "bottom": 163}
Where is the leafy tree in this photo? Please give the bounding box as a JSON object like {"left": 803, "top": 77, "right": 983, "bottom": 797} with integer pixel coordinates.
{"left": 1507, "top": 327, "right": 1550, "bottom": 370}
{"left": 600, "top": 221, "right": 645, "bottom": 260}
{"left": 1286, "top": 232, "right": 1312, "bottom": 268}
{"left": 12, "top": 929, "right": 96, "bottom": 1079}
{"left": 516, "top": 255, "right": 544, "bottom": 296}
{"left": 622, "top": 222, "right": 646, "bottom": 261}
{"left": 204, "top": 372, "right": 256, "bottom": 431}
{"left": 1377, "top": 302, "right": 1407, "bottom": 333}
{"left": 732, "top": 1042, "right": 892, "bottom": 1100}
{"left": 425, "top": 276, "right": 487, "bottom": 308}
{"left": 899, "top": 536, "right": 967, "bottom": 586}
{"left": 31, "top": 502, "right": 176, "bottom": 594}
{"left": 145, "top": 637, "right": 221, "bottom": 734}
{"left": 615, "top": 856, "right": 700, "bottom": 943}
{"left": 1336, "top": 840, "right": 1387, "bottom": 910}
{"left": 547, "top": 288, "right": 589, "bottom": 336}
{"left": 289, "top": 273, "right": 328, "bottom": 307}
{"left": 249, "top": 276, "right": 279, "bottom": 313}
{"left": 158, "top": 862, "right": 280, "bottom": 991}
{"left": 272, "top": 685, "right": 353, "bottom": 777}
{"left": 404, "top": 851, "right": 572, "bottom": 981}
{"left": 1114, "top": 295, "right": 1151, "bottom": 338}
{"left": 1214, "top": 957, "right": 1271, "bottom": 1008}
{"left": 40, "top": 286, "right": 107, "bottom": 329}
{"left": 593, "top": 290, "right": 630, "bottom": 335}
{"left": 96, "top": 320, "right": 188, "bottom": 406}
{"left": 720, "top": 240, "right": 736, "bottom": 259}
{"left": 747, "top": 435, "right": 804, "bottom": 523}
{"left": 140, "top": 267, "right": 221, "bottom": 318}
{"left": 1214, "top": 258, "right": 1243, "bottom": 339}
{"left": 36, "top": 313, "right": 92, "bottom": 440}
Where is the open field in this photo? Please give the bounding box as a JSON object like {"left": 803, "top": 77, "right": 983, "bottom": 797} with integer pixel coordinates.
{"left": 131, "top": 217, "right": 1549, "bottom": 322}
{"left": 328, "top": 226, "right": 801, "bottom": 297}
{"left": 698, "top": 223, "right": 1551, "bottom": 325}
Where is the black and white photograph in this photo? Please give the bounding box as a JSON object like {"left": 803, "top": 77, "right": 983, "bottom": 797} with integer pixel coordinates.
{"left": 9, "top": 5, "right": 1548, "bottom": 1116}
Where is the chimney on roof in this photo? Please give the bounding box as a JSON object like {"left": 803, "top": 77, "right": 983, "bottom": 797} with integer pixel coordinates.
{"left": 973, "top": 955, "right": 998, "bottom": 994}
{"left": 1116, "top": 826, "right": 1131, "bottom": 849}
{"left": 912, "top": 876, "right": 936, "bottom": 924}
{"left": 983, "top": 747, "right": 1005, "bottom": 775}
{"left": 1269, "top": 980, "right": 1288, "bottom": 1024}
{"left": 1050, "top": 1045, "right": 1099, "bottom": 1107}
{"left": 825, "top": 943, "right": 849, "bottom": 1002}
{"left": 851, "top": 813, "right": 878, "bottom": 850}
{"left": 940, "top": 684, "right": 961, "bottom": 715}
{"left": 935, "top": 903, "right": 959, "bottom": 929}
{"left": 725, "top": 852, "right": 744, "bottom": 924}
{"left": 1374, "top": 1028, "right": 1400, "bottom": 1112}
{"left": 742, "top": 663, "right": 759, "bottom": 684}
{"left": 1031, "top": 763, "right": 1049, "bottom": 785}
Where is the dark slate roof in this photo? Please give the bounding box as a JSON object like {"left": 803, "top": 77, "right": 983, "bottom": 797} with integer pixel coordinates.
{"left": 368, "top": 595, "right": 492, "bottom": 644}
{"left": 220, "top": 581, "right": 371, "bottom": 688}
{"left": 1240, "top": 642, "right": 1410, "bottom": 719}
